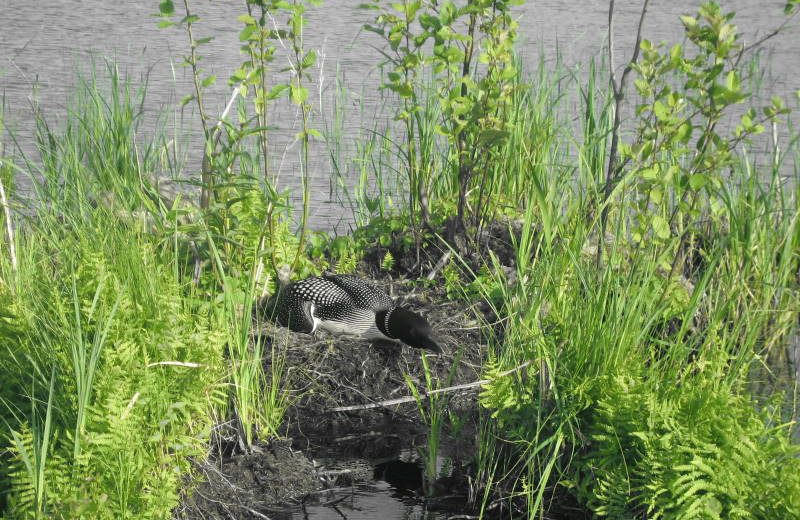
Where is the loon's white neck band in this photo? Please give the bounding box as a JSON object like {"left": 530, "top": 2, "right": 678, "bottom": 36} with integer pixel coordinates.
{"left": 384, "top": 307, "right": 395, "bottom": 338}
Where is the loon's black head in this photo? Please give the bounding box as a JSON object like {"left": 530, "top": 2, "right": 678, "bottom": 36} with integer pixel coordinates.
{"left": 378, "top": 306, "right": 442, "bottom": 354}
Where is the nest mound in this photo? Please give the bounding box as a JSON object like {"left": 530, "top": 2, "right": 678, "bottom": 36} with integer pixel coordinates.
{"left": 179, "top": 268, "right": 488, "bottom": 519}
{"left": 268, "top": 275, "right": 487, "bottom": 458}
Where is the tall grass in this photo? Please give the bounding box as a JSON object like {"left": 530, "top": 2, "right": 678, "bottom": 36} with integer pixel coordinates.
{"left": 1, "top": 4, "right": 798, "bottom": 518}
{"left": 0, "top": 66, "right": 230, "bottom": 518}
{"left": 0, "top": 58, "right": 305, "bottom": 517}
{"left": 470, "top": 48, "right": 800, "bottom": 518}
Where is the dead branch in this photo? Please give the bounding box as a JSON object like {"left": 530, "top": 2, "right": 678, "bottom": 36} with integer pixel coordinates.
{"left": 426, "top": 250, "right": 453, "bottom": 280}
{"left": 598, "top": 0, "right": 650, "bottom": 267}
{"left": 328, "top": 360, "right": 531, "bottom": 413}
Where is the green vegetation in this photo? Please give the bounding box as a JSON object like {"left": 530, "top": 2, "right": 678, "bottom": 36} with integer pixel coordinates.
{"left": 0, "top": 65, "right": 229, "bottom": 518}
{"left": 1, "top": 0, "right": 799, "bottom": 518}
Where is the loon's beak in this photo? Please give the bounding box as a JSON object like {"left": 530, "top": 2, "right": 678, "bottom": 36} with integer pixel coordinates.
{"left": 420, "top": 336, "right": 443, "bottom": 354}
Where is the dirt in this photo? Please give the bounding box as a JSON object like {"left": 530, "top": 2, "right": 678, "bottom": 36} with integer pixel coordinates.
{"left": 176, "top": 438, "right": 321, "bottom": 519}
{"left": 172, "top": 221, "right": 597, "bottom": 519}
{"left": 176, "top": 245, "right": 492, "bottom": 519}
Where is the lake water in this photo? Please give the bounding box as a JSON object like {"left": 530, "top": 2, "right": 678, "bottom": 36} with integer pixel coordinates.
{"left": 1, "top": 0, "right": 798, "bottom": 230}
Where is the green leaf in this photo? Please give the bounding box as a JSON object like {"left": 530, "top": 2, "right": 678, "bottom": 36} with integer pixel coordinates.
{"left": 689, "top": 174, "right": 708, "bottom": 190}
{"left": 363, "top": 24, "right": 385, "bottom": 36}
{"left": 290, "top": 84, "right": 309, "bottom": 104}
{"left": 725, "top": 70, "right": 740, "bottom": 93}
{"left": 239, "top": 24, "right": 257, "bottom": 41}
{"left": 157, "top": 19, "right": 175, "bottom": 29}
{"left": 237, "top": 14, "right": 257, "bottom": 25}
{"left": 640, "top": 166, "right": 659, "bottom": 181}
{"left": 266, "top": 84, "right": 289, "bottom": 100}
{"left": 387, "top": 82, "right": 413, "bottom": 98}
{"left": 680, "top": 15, "right": 697, "bottom": 28}
{"left": 201, "top": 75, "right": 217, "bottom": 87}
{"left": 677, "top": 122, "right": 693, "bottom": 143}
{"left": 652, "top": 215, "right": 671, "bottom": 240}
{"left": 301, "top": 49, "right": 317, "bottom": 69}
{"left": 159, "top": 0, "right": 175, "bottom": 15}
{"left": 653, "top": 100, "right": 669, "bottom": 121}
{"left": 230, "top": 67, "right": 248, "bottom": 83}
{"left": 180, "top": 94, "right": 196, "bottom": 107}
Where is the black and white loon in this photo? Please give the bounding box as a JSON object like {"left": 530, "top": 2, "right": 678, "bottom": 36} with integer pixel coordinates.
{"left": 274, "top": 274, "right": 442, "bottom": 353}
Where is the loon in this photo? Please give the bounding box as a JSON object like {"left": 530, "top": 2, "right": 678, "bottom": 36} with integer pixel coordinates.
{"left": 273, "top": 274, "right": 442, "bottom": 353}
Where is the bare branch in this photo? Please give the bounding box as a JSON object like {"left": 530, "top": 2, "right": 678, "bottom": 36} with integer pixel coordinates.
{"left": 621, "top": 0, "right": 650, "bottom": 90}
{"left": 328, "top": 360, "right": 531, "bottom": 413}
{"left": 608, "top": 0, "right": 618, "bottom": 96}
{"left": 738, "top": 8, "right": 799, "bottom": 61}
{"left": 598, "top": 0, "right": 650, "bottom": 267}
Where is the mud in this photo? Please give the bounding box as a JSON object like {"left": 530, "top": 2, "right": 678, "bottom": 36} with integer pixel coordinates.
{"left": 172, "top": 220, "right": 583, "bottom": 519}
{"left": 177, "top": 250, "right": 490, "bottom": 519}
{"left": 276, "top": 279, "right": 486, "bottom": 454}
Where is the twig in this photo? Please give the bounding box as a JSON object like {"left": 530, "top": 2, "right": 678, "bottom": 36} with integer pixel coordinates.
{"left": 0, "top": 142, "right": 17, "bottom": 273}
{"left": 304, "top": 487, "right": 355, "bottom": 496}
{"left": 241, "top": 506, "right": 272, "bottom": 520}
{"left": 426, "top": 250, "right": 452, "bottom": 280}
{"left": 146, "top": 361, "right": 204, "bottom": 368}
{"left": 331, "top": 430, "right": 397, "bottom": 443}
{"left": 597, "top": 0, "right": 650, "bottom": 267}
{"left": 321, "top": 494, "right": 351, "bottom": 507}
{"left": 737, "top": 7, "right": 799, "bottom": 63}
{"left": 328, "top": 360, "right": 531, "bottom": 413}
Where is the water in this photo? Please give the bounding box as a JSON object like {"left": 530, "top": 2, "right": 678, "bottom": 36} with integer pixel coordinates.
{"left": 1, "top": 2, "right": 798, "bottom": 512}
{"left": 1, "top": 1, "right": 798, "bottom": 231}
{"left": 291, "top": 457, "right": 461, "bottom": 520}
{"left": 301, "top": 482, "right": 437, "bottom": 520}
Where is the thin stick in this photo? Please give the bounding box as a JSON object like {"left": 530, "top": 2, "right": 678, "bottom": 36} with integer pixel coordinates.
{"left": 328, "top": 360, "right": 531, "bottom": 413}
{"left": 146, "top": 361, "right": 204, "bottom": 368}
{"left": 0, "top": 142, "right": 17, "bottom": 273}
{"left": 737, "top": 8, "right": 799, "bottom": 63}
{"left": 426, "top": 250, "right": 452, "bottom": 280}
{"left": 597, "top": 0, "right": 650, "bottom": 267}
{"left": 180, "top": 0, "right": 212, "bottom": 209}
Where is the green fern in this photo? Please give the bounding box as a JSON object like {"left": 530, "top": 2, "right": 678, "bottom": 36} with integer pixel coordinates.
{"left": 575, "top": 377, "right": 800, "bottom": 519}
{"left": 380, "top": 251, "right": 395, "bottom": 271}
{"left": 334, "top": 249, "right": 358, "bottom": 274}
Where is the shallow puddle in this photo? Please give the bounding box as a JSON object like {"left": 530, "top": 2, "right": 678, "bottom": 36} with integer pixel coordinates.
{"left": 300, "top": 481, "right": 441, "bottom": 520}
{"left": 291, "top": 458, "right": 464, "bottom": 520}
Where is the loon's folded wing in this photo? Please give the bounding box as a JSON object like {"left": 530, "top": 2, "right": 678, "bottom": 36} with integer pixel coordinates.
{"left": 323, "top": 274, "right": 394, "bottom": 311}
